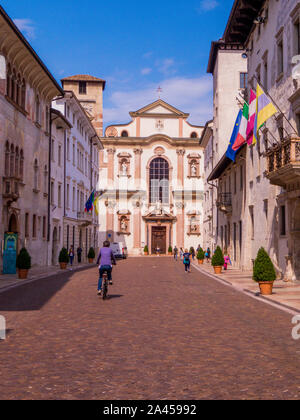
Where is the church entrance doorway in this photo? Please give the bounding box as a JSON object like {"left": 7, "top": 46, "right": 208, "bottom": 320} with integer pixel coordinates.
{"left": 151, "top": 226, "right": 167, "bottom": 255}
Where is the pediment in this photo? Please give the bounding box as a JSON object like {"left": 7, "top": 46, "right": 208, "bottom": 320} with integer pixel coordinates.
{"left": 130, "top": 100, "right": 189, "bottom": 118}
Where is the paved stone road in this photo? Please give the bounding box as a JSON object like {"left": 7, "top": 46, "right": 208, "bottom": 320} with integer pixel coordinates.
{"left": 0, "top": 258, "right": 300, "bottom": 400}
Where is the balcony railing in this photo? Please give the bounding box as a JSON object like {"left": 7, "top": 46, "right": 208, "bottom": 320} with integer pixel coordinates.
{"left": 77, "top": 211, "right": 93, "bottom": 225}
{"left": 265, "top": 136, "right": 300, "bottom": 187}
{"left": 2, "top": 177, "right": 20, "bottom": 203}
{"left": 217, "top": 193, "right": 232, "bottom": 214}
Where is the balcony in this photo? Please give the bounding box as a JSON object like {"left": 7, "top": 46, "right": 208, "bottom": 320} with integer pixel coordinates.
{"left": 217, "top": 193, "right": 232, "bottom": 214}
{"left": 77, "top": 211, "right": 93, "bottom": 226}
{"left": 265, "top": 136, "right": 300, "bottom": 188}
{"left": 2, "top": 177, "right": 20, "bottom": 204}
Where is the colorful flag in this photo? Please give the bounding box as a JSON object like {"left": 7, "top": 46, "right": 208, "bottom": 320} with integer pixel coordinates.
{"left": 232, "top": 102, "right": 249, "bottom": 151}
{"left": 226, "top": 110, "right": 243, "bottom": 162}
{"left": 85, "top": 190, "right": 95, "bottom": 213}
{"left": 246, "top": 89, "right": 257, "bottom": 145}
{"left": 254, "top": 84, "right": 277, "bottom": 144}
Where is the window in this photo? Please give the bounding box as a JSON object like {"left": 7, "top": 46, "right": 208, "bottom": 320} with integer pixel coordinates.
{"left": 190, "top": 132, "right": 198, "bottom": 138}
{"left": 36, "top": 96, "right": 40, "bottom": 124}
{"left": 149, "top": 157, "right": 169, "bottom": 204}
{"left": 240, "top": 73, "right": 248, "bottom": 90}
{"left": 79, "top": 81, "right": 87, "bottom": 94}
{"left": 34, "top": 159, "right": 39, "bottom": 190}
{"left": 5, "top": 141, "right": 10, "bottom": 176}
{"left": 51, "top": 139, "right": 55, "bottom": 162}
{"left": 21, "top": 79, "right": 26, "bottom": 109}
{"left": 58, "top": 145, "right": 62, "bottom": 167}
{"left": 280, "top": 205, "right": 286, "bottom": 236}
{"left": 277, "top": 39, "right": 284, "bottom": 76}
{"left": 73, "top": 187, "right": 75, "bottom": 211}
{"left": 73, "top": 144, "right": 75, "bottom": 165}
{"left": 45, "top": 106, "right": 49, "bottom": 132}
{"left": 51, "top": 181, "right": 54, "bottom": 205}
{"left": 249, "top": 206, "right": 254, "bottom": 240}
{"left": 20, "top": 150, "right": 24, "bottom": 180}
{"left": 294, "top": 19, "right": 300, "bottom": 55}
{"left": 240, "top": 165, "right": 243, "bottom": 190}
{"left": 25, "top": 213, "right": 29, "bottom": 238}
{"left": 42, "top": 216, "right": 46, "bottom": 239}
{"left": 121, "top": 130, "right": 129, "bottom": 137}
{"left": 32, "top": 214, "right": 37, "bottom": 238}
{"left": 277, "top": 116, "right": 284, "bottom": 141}
{"left": 58, "top": 184, "right": 62, "bottom": 208}
{"left": 67, "top": 184, "right": 70, "bottom": 208}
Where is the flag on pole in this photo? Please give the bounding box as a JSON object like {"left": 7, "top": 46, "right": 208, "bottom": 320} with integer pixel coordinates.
{"left": 226, "top": 110, "right": 243, "bottom": 162}
{"left": 93, "top": 191, "right": 104, "bottom": 216}
{"left": 246, "top": 89, "right": 257, "bottom": 145}
{"left": 254, "top": 84, "right": 277, "bottom": 144}
{"left": 85, "top": 190, "right": 95, "bottom": 213}
{"left": 232, "top": 102, "right": 249, "bottom": 151}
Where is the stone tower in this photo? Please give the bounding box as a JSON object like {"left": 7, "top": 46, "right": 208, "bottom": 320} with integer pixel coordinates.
{"left": 61, "top": 75, "right": 106, "bottom": 136}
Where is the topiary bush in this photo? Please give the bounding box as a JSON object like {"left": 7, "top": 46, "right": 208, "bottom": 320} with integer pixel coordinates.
{"left": 59, "top": 248, "right": 69, "bottom": 264}
{"left": 16, "top": 248, "right": 31, "bottom": 270}
{"left": 212, "top": 246, "right": 224, "bottom": 267}
{"left": 197, "top": 247, "right": 205, "bottom": 261}
{"left": 168, "top": 246, "right": 173, "bottom": 253}
{"left": 88, "top": 247, "right": 95, "bottom": 259}
{"left": 144, "top": 245, "right": 149, "bottom": 253}
{"left": 253, "top": 247, "right": 276, "bottom": 283}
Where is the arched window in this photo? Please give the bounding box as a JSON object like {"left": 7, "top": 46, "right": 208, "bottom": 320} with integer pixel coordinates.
{"left": 15, "top": 147, "right": 19, "bottom": 178}
{"left": 190, "top": 132, "right": 198, "bottom": 138}
{"left": 12, "top": 69, "right": 17, "bottom": 103}
{"left": 149, "top": 157, "right": 169, "bottom": 204}
{"left": 19, "top": 149, "right": 24, "bottom": 180}
{"left": 36, "top": 95, "right": 40, "bottom": 124}
{"left": 121, "top": 130, "right": 129, "bottom": 137}
{"left": 10, "top": 144, "right": 15, "bottom": 177}
{"left": 5, "top": 141, "right": 10, "bottom": 176}
{"left": 34, "top": 159, "right": 39, "bottom": 190}
{"left": 16, "top": 74, "right": 21, "bottom": 106}
{"left": 21, "top": 78, "right": 26, "bottom": 109}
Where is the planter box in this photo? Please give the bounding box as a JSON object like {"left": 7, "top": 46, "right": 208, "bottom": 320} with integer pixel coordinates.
{"left": 213, "top": 266, "right": 222, "bottom": 275}
{"left": 18, "top": 269, "right": 29, "bottom": 279}
{"left": 259, "top": 282, "right": 274, "bottom": 296}
{"left": 60, "top": 262, "right": 68, "bottom": 270}
{"left": 88, "top": 258, "right": 94, "bottom": 264}
{"left": 198, "top": 260, "right": 204, "bottom": 265}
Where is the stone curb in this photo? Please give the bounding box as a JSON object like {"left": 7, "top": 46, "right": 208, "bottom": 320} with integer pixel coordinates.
{"left": 192, "top": 263, "right": 300, "bottom": 315}
{"left": 0, "top": 264, "right": 93, "bottom": 295}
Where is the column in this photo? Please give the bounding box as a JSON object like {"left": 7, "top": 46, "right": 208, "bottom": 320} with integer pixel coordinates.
{"left": 176, "top": 149, "right": 185, "bottom": 188}
{"left": 133, "top": 202, "right": 142, "bottom": 250}
{"left": 134, "top": 148, "right": 143, "bottom": 190}
{"left": 176, "top": 202, "right": 185, "bottom": 249}
{"left": 107, "top": 148, "right": 116, "bottom": 188}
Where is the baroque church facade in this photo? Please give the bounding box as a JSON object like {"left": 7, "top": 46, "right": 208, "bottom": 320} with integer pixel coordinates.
{"left": 99, "top": 100, "right": 205, "bottom": 255}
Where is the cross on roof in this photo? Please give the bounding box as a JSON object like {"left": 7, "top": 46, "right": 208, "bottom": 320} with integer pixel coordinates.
{"left": 156, "top": 86, "right": 163, "bottom": 99}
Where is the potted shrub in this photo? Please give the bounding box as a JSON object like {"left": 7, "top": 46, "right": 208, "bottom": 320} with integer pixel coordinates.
{"left": 253, "top": 247, "right": 276, "bottom": 295}
{"left": 88, "top": 247, "right": 95, "bottom": 263}
{"left": 16, "top": 248, "right": 31, "bottom": 279}
{"left": 212, "top": 246, "right": 224, "bottom": 274}
{"left": 144, "top": 245, "right": 149, "bottom": 256}
{"left": 59, "top": 247, "right": 69, "bottom": 269}
{"left": 168, "top": 246, "right": 173, "bottom": 256}
{"left": 197, "top": 247, "right": 205, "bottom": 265}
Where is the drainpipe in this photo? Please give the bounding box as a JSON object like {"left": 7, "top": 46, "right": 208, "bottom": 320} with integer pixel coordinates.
{"left": 47, "top": 108, "right": 53, "bottom": 243}
{"left": 64, "top": 102, "right": 67, "bottom": 219}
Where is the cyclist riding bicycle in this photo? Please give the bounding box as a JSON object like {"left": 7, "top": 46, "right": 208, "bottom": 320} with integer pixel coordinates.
{"left": 96, "top": 241, "right": 116, "bottom": 296}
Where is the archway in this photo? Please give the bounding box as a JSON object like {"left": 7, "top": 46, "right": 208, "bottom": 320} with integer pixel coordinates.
{"left": 8, "top": 214, "right": 18, "bottom": 233}
{"left": 52, "top": 227, "right": 58, "bottom": 266}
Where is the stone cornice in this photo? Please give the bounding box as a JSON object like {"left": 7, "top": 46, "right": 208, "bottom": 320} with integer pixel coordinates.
{"left": 101, "top": 136, "right": 204, "bottom": 148}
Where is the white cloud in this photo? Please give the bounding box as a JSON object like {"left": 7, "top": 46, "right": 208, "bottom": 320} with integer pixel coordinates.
{"left": 198, "top": 0, "right": 219, "bottom": 12}
{"left": 157, "top": 58, "right": 177, "bottom": 76}
{"left": 104, "top": 76, "right": 213, "bottom": 127}
{"left": 13, "top": 19, "right": 36, "bottom": 40}
{"left": 141, "top": 68, "right": 152, "bottom": 75}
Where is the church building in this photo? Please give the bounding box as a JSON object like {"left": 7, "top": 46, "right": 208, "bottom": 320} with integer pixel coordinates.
{"left": 99, "top": 99, "right": 205, "bottom": 255}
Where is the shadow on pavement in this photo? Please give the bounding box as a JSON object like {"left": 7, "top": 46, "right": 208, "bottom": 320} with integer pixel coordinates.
{"left": 0, "top": 267, "right": 93, "bottom": 312}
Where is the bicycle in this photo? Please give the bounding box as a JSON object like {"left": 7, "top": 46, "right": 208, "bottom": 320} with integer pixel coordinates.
{"left": 102, "top": 271, "right": 109, "bottom": 300}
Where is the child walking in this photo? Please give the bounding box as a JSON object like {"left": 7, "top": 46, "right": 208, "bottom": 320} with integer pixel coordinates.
{"left": 183, "top": 249, "right": 191, "bottom": 273}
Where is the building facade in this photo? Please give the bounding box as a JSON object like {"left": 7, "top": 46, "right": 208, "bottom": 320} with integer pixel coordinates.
{"left": 52, "top": 87, "right": 103, "bottom": 263}
{"left": 0, "top": 6, "right": 63, "bottom": 272}
{"left": 99, "top": 99, "right": 205, "bottom": 255}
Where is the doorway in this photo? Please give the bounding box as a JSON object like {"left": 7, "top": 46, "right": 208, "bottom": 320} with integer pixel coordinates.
{"left": 8, "top": 214, "right": 18, "bottom": 233}
{"left": 52, "top": 227, "right": 58, "bottom": 266}
{"left": 151, "top": 226, "right": 167, "bottom": 254}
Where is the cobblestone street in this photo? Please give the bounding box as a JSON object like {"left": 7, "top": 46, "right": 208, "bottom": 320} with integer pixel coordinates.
{"left": 0, "top": 257, "right": 300, "bottom": 400}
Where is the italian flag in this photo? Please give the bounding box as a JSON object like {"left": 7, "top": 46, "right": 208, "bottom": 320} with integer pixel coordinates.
{"left": 232, "top": 103, "right": 249, "bottom": 151}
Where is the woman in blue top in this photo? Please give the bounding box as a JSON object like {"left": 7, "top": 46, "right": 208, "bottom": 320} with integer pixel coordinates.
{"left": 183, "top": 249, "right": 191, "bottom": 273}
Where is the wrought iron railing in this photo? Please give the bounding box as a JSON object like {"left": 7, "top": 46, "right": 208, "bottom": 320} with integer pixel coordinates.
{"left": 216, "top": 193, "right": 232, "bottom": 213}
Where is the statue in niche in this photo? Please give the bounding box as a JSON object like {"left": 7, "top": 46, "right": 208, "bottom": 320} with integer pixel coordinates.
{"left": 155, "top": 200, "right": 163, "bottom": 216}
{"left": 191, "top": 162, "right": 197, "bottom": 177}
{"left": 121, "top": 161, "right": 128, "bottom": 176}
{"left": 121, "top": 218, "right": 128, "bottom": 232}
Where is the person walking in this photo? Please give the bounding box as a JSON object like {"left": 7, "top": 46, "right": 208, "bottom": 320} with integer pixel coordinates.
{"left": 77, "top": 246, "right": 82, "bottom": 264}
{"left": 191, "top": 247, "right": 196, "bottom": 261}
{"left": 206, "top": 247, "right": 211, "bottom": 263}
{"left": 183, "top": 249, "right": 191, "bottom": 273}
{"left": 224, "top": 254, "right": 232, "bottom": 271}
{"left": 173, "top": 246, "right": 178, "bottom": 261}
{"left": 179, "top": 247, "right": 184, "bottom": 261}
{"left": 69, "top": 246, "right": 75, "bottom": 268}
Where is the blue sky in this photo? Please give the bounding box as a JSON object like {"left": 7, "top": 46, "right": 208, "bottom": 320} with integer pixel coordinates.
{"left": 2, "top": 0, "right": 234, "bottom": 127}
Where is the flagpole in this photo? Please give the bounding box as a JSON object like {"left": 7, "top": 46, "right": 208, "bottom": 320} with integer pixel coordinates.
{"left": 253, "top": 75, "right": 298, "bottom": 136}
